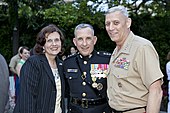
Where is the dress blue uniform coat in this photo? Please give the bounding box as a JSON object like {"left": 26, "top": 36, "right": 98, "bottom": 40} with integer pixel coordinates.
{"left": 13, "top": 54, "right": 65, "bottom": 113}
{"left": 63, "top": 50, "right": 111, "bottom": 113}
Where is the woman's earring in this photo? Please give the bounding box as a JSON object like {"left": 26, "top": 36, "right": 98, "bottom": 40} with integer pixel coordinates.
{"left": 43, "top": 47, "right": 45, "bottom": 53}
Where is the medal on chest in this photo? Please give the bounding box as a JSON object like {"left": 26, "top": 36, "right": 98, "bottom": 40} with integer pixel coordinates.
{"left": 90, "top": 64, "right": 109, "bottom": 90}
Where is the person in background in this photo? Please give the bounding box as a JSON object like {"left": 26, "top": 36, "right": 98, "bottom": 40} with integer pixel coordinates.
{"left": 63, "top": 23, "right": 111, "bottom": 113}
{"left": 9, "top": 46, "right": 22, "bottom": 75}
{"left": 14, "top": 24, "right": 66, "bottom": 113}
{"left": 67, "top": 46, "right": 77, "bottom": 57}
{"left": 9, "top": 46, "right": 23, "bottom": 103}
{"left": 61, "top": 55, "right": 67, "bottom": 61}
{"left": 14, "top": 46, "right": 30, "bottom": 105}
{"left": 16, "top": 46, "right": 30, "bottom": 76}
{"left": 105, "top": 6, "right": 164, "bottom": 113}
{"left": 0, "top": 53, "right": 9, "bottom": 113}
{"left": 166, "top": 51, "right": 170, "bottom": 112}
{"left": 70, "top": 46, "right": 77, "bottom": 55}
{"left": 30, "top": 45, "right": 36, "bottom": 56}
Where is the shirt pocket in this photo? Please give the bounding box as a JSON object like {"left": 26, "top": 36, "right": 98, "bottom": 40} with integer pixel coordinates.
{"left": 111, "top": 57, "right": 130, "bottom": 78}
{"left": 64, "top": 72, "right": 80, "bottom": 92}
{"left": 65, "top": 72, "right": 79, "bottom": 80}
{"left": 112, "top": 66, "right": 129, "bottom": 78}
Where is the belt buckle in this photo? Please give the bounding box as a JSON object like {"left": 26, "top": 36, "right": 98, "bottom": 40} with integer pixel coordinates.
{"left": 81, "top": 99, "right": 88, "bottom": 108}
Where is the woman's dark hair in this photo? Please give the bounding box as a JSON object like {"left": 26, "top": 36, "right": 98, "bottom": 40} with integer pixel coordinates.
{"left": 34, "top": 24, "right": 65, "bottom": 54}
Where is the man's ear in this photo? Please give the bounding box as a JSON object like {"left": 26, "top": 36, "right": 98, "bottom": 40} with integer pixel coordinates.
{"left": 126, "top": 18, "right": 132, "bottom": 28}
{"left": 93, "top": 36, "right": 97, "bottom": 45}
{"left": 73, "top": 38, "right": 77, "bottom": 46}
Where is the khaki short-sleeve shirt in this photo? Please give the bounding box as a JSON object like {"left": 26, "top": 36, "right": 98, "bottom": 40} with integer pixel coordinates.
{"left": 9, "top": 54, "right": 21, "bottom": 74}
{"left": 107, "top": 32, "right": 164, "bottom": 111}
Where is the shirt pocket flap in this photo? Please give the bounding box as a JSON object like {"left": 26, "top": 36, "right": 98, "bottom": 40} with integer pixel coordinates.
{"left": 111, "top": 67, "right": 128, "bottom": 78}
{"left": 65, "top": 71, "right": 79, "bottom": 79}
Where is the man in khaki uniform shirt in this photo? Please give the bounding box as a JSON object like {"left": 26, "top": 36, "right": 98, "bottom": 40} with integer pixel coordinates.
{"left": 105, "top": 6, "right": 164, "bottom": 113}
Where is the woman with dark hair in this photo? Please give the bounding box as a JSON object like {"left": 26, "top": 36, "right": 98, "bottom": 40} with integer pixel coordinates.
{"left": 14, "top": 24, "right": 65, "bottom": 113}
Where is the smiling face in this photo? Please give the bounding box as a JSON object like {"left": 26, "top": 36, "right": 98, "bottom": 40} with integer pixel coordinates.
{"left": 70, "top": 47, "right": 77, "bottom": 55}
{"left": 73, "top": 27, "right": 97, "bottom": 56}
{"left": 105, "top": 11, "right": 131, "bottom": 46}
{"left": 20, "top": 49, "right": 30, "bottom": 61}
{"left": 44, "top": 32, "right": 61, "bottom": 57}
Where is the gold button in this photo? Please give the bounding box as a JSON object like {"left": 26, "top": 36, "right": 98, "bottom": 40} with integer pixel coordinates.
{"left": 84, "top": 61, "right": 87, "bottom": 64}
{"left": 82, "top": 93, "right": 86, "bottom": 97}
{"left": 118, "top": 82, "right": 122, "bottom": 87}
{"left": 82, "top": 82, "right": 86, "bottom": 86}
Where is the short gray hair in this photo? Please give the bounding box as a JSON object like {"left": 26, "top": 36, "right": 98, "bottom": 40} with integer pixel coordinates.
{"left": 74, "top": 23, "right": 94, "bottom": 36}
{"left": 106, "top": 5, "right": 129, "bottom": 17}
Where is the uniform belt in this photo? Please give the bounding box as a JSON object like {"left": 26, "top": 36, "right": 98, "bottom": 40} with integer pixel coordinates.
{"left": 71, "top": 97, "right": 107, "bottom": 108}
{"left": 111, "top": 106, "right": 146, "bottom": 113}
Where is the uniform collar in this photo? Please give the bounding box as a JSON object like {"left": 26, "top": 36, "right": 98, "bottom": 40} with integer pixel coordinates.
{"left": 114, "top": 31, "right": 135, "bottom": 56}
{"left": 78, "top": 50, "right": 96, "bottom": 60}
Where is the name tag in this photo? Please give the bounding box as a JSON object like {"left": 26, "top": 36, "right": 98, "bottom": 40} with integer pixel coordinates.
{"left": 67, "top": 69, "right": 78, "bottom": 73}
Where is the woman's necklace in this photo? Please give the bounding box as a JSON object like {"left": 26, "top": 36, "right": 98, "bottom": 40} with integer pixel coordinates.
{"left": 52, "top": 68, "right": 59, "bottom": 79}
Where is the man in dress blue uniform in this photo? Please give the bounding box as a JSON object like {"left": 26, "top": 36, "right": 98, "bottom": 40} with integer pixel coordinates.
{"left": 63, "top": 23, "right": 111, "bottom": 113}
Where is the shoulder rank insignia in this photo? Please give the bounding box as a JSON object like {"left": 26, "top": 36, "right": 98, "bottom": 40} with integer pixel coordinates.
{"left": 97, "top": 51, "right": 111, "bottom": 57}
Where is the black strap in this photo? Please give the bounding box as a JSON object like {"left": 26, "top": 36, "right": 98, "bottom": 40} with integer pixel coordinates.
{"left": 76, "top": 57, "right": 102, "bottom": 98}
{"left": 71, "top": 97, "right": 107, "bottom": 105}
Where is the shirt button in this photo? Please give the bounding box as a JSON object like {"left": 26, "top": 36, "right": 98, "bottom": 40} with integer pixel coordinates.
{"left": 118, "top": 82, "right": 122, "bottom": 87}
{"left": 82, "top": 82, "right": 86, "bottom": 86}
{"left": 82, "top": 93, "right": 86, "bottom": 97}
{"left": 84, "top": 61, "right": 87, "bottom": 64}
{"left": 83, "top": 72, "right": 87, "bottom": 75}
